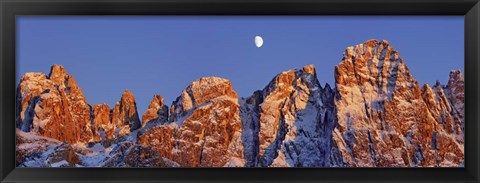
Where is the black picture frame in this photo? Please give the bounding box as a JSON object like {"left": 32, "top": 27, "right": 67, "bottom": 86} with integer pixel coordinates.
{"left": 1, "top": 0, "right": 479, "bottom": 182}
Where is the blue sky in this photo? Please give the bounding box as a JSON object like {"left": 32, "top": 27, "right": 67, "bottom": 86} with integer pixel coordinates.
{"left": 17, "top": 16, "right": 464, "bottom": 114}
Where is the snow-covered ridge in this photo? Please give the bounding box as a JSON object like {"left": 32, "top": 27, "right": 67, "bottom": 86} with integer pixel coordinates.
{"left": 332, "top": 39, "right": 464, "bottom": 167}
{"left": 15, "top": 39, "right": 464, "bottom": 167}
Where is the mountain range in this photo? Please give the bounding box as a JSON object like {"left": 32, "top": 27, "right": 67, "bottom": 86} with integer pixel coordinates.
{"left": 15, "top": 39, "right": 464, "bottom": 167}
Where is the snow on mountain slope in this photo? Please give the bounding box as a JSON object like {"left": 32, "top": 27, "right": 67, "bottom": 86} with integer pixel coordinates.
{"left": 15, "top": 39, "right": 464, "bottom": 167}
{"left": 16, "top": 65, "right": 92, "bottom": 144}
{"left": 332, "top": 39, "right": 463, "bottom": 167}
{"left": 138, "top": 77, "right": 244, "bottom": 167}
{"left": 236, "top": 64, "right": 339, "bottom": 167}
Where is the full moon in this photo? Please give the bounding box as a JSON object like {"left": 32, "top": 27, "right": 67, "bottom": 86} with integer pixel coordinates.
{"left": 255, "top": 36, "right": 263, "bottom": 48}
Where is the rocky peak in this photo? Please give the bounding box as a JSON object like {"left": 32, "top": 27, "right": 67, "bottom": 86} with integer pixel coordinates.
{"left": 142, "top": 95, "right": 169, "bottom": 127}
{"left": 301, "top": 64, "right": 317, "bottom": 76}
{"left": 446, "top": 71, "right": 464, "bottom": 104}
{"left": 186, "top": 76, "right": 238, "bottom": 105}
{"left": 48, "top": 64, "right": 67, "bottom": 86}
{"left": 246, "top": 64, "right": 332, "bottom": 167}
{"left": 262, "top": 70, "right": 296, "bottom": 100}
{"left": 16, "top": 65, "right": 93, "bottom": 144}
{"left": 322, "top": 83, "right": 335, "bottom": 106}
{"left": 47, "top": 65, "right": 82, "bottom": 95}
{"left": 148, "top": 95, "right": 165, "bottom": 109}
{"left": 111, "top": 90, "right": 141, "bottom": 137}
{"left": 170, "top": 77, "right": 238, "bottom": 122}
{"left": 16, "top": 73, "right": 52, "bottom": 129}
{"left": 16, "top": 40, "right": 464, "bottom": 168}
{"left": 140, "top": 77, "right": 244, "bottom": 167}
{"left": 120, "top": 90, "right": 136, "bottom": 107}
{"left": 421, "top": 84, "right": 435, "bottom": 99}
{"left": 335, "top": 39, "right": 414, "bottom": 95}
{"left": 334, "top": 39, "right": 417, "bottom": 131}
{"left": 324, "top": 83, "right": 333, "bottom": 92}
{"left": 448, "top": 70, "right": 464, "bottom": 83}
{"left": 445, "top": 70, "right": 464, "bottom": 136}
{"left": 446, "top": 70, "right": 464, "bottom": 115}
{"left": 261, "top": 64, "right": 321, "bottom": 102}
{"left": 331, "top": 40, "right": 464, "bottom": 167}
{"left": 92, "top": 103, "right": 114, "bottom": 141}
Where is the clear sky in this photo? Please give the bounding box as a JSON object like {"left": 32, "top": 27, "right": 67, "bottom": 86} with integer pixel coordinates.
{"left": 17, "top": 16, "right": 464, "bottom": 115}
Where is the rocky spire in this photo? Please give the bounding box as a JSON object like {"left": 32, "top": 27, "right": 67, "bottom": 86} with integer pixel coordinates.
{"left": 139, "top": 77, "right": 244, "bottom": 167}
{"left": 169, "top": 77, "right": 238, "bottom": 122}
{"left": 446, "top": 70, "right": 464, "bottom": 122}
{"left": 332, "top": 39, "right": 463, "bottom": 167}
{"left": 111, "top": 90, "right": 141, "bottom": 137}
{"left": 48, "top": 64, "right": 67, "bottom": 86}
{"left": 142, "top": 95, "right": 169, "bottom": 127}
{"left": 16, "top": 64, "right": 93, "bottom": 144}
{"left": 92, "top": 103, "right": 114, "bottom": 141}
{"left": 241, "top": 64, "right": 333, "bottom": 167}
{"left": 15, "top": 40, "right": 465, "bottom": 168}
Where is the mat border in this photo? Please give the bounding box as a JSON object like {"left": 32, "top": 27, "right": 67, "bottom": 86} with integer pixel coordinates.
{"left": 1, "top": 0, "right": 479, "bottom": 182}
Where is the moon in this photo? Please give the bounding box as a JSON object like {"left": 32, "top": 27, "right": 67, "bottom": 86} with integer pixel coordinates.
{"left": 255, "top": 36, "right": 263, "bottom": 48}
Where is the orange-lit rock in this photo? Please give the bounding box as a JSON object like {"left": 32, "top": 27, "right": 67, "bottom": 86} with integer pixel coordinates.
{"left": 92, "top": 103, "right": 114, "bottom": 141}
{"left": 15, "top": 40, "right": 464, "bottom": 167}
{"left": 16, "top": 65, "right": 93, "bottom": 144}
{"left": 140, "top": 77, "right": 244, "bottom": 167}
{"left": 111, "top": 90, "right": 141, "bottom": 138}
{"left": 142, "top": 95, "right": 169, "bottom": 127}
{"left": 332, "top": 39, "right": 463, "bottom": 167}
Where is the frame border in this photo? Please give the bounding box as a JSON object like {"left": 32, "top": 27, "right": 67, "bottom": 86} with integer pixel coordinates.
{"left": 1, "top": 0, "right": 479, "bottom": 182}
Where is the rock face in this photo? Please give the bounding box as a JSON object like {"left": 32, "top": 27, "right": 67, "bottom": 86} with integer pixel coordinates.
{"left": 241, "top": 65, "right": 336, "bottom": 167}
{"left": 445, "top": 70, "right": 465, "bottom": 135}
{"left": 91, "top": 104, "right": 114, "bottom": 142}
{"left": 16, "top": 39, "right": 464, "bottom": 168}
{"left": 15, "top": 65, "right": 141, "bottom": 145}
{"left": 15, "top": 65, "right": 93, "bottom": 144}
{"left": 16, "top": 129, "right": 61, "bottom": 166}
{"left": 141, "top": 95, "right": 169, "bottom": 127}
{"left": 422, "top": 82, "right": 463, "bottom": 141}
{"left": 100, "top": 141, "right": 180, "bottom": 167}
{"left": 331, "top": 39, "right": 464, "bottom": 167}
{"left": 91, "top": 91, "right": 142, "bottom": 142}
{"left": 111, "top": 90, "right": 141, "bottom": 138}
{"left": 139, "top": 77, "right": 244, "bottom": 167}
{"left": 45, "top": 143, "right": 81, "bottom": 167}
{"left": 169, "top": 77, "right": 238, "bottom": 122}
{"left": 137, "top": 125, "right": 176, "bottom": 164}
{"left": 16, "top": 129, "right": 80, "bottom": 167}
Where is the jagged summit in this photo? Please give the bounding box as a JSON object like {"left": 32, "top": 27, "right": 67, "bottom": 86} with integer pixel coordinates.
{"left": 332, "top": 40, "right": 464, "bottom": 167}
{"left": 142, "top": 95, "right": 168, "bottom": 127}
{"left": 448, "top": 70, "right": 464, "bottom": 85}
{"left": 445, "top": 69, "right": 464, "bottom": 133}
{"left": 186, "top": 76, "right": 237, "bottom": 102}
{"left": 241, "top": 64, "right": 331, "bottom": 167}
{"left": 15, "top": 40, "right": 465, "bottom": 168}
{"left": 335, "top": 38, "right": 412, "bottom": 98}
{"left": 301, "top": 64, "right": 316, "bottom": 76}
{"left": 169, "top": 76, "right": 238, "bottom": 122}
{"left": 192, "top": 76, "right": 231, "bottom": 85}
{"left": 139, "top": 76, "right": 244, "bottom": 167}
{"left": 344, "top": 39, "right": 390, "bottom": 51}
{"left": 120, "top": 89, "right": 136, "bottom": 105}
{"left": 16, "top": 64, "right": 92, "bottom": 144}
{"left": 48, "top": 64, "right": 67, "bottom": 81}
{"left": 113, "top": 88, "right": 141, "bottom": 133}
